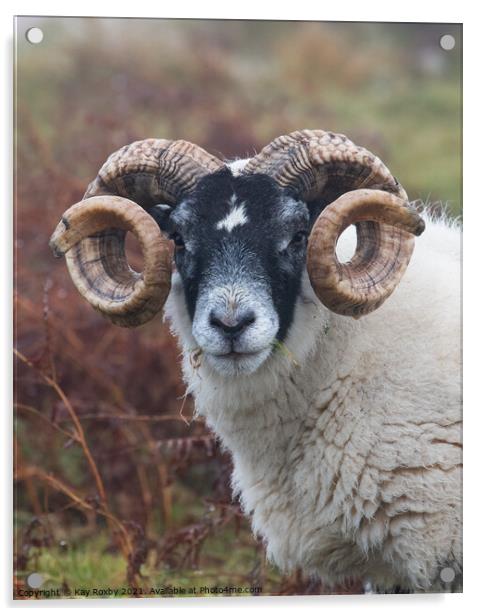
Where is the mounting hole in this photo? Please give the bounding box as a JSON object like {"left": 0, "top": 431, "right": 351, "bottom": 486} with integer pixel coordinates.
{"left": 26, "top": 27, "right": 44, "bottom": 45}
{"left": 27, "top": 572, "right": 44, "bottom": 588}
{"left": 439, "top": 34, "right": 455, "bottom": 51}
{"left": 440, "top": 566, "right": 455, "bottom": 584}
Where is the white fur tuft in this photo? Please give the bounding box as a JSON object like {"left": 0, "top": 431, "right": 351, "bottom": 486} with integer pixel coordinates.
{"left": 216, "top": 201, "right": 249, "bottom": 232}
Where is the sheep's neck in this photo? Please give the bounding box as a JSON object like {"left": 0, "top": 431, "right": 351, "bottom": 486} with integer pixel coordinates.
{"left": 188, "top": 332, "right": 351, "bottom": 467}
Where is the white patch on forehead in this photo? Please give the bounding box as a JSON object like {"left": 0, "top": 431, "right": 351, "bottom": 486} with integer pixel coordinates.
{"left": 216, "top": 198, "right": 249, "bottom": 233}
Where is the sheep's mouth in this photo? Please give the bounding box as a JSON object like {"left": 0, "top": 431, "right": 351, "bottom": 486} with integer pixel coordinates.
{"left": 217, "top": 350, "right": 263, "bottom": 359}
{"left": 204, "top": 347, "right": 272, "bottom": 376}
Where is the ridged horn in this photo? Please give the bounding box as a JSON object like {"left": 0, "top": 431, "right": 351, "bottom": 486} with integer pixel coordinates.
{"left": 244, "top": 129, "right": 425, "bottom": 317}
{"left": 50, "top": 139, "right": 224, "bottom": 327}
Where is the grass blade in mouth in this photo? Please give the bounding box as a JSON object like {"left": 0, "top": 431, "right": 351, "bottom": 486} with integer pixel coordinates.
{"left": 271, "top": 340, "right": 299, "bottom": 367}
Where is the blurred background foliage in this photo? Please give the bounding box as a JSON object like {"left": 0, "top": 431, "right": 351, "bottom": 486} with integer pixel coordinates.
{"left": 14, "top": 17, "right": 461, "bottom": 598}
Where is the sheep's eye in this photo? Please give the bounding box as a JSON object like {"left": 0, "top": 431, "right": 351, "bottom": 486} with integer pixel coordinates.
{"left": 170, "top": 232, "right": 185, "bottom": 248}
{"left": 290, "top": 231, "right": 307, "bottom": 246}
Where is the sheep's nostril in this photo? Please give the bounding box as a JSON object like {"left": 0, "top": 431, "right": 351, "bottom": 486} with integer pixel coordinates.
{"left": 209, "top": 310, "right": 256, "bottom": 337}
{"left": 244, "top": 314, "right": 256, "bottom": 327}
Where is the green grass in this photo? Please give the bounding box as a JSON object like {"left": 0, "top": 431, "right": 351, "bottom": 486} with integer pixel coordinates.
{"left": 318, "top": 80, "right": 462, "bottom": 215}
{"left": 16, "top": 526, "right": 283, "bottom": 599}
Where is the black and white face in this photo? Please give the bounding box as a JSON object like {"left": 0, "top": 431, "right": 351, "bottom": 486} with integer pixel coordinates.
{"left": 151, "top": 168, "right": 312, "bottom": 377}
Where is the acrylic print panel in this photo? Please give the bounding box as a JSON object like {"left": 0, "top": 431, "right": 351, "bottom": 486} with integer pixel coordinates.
{"left": 13, "top": 16, "right": 462, "bottom": 600}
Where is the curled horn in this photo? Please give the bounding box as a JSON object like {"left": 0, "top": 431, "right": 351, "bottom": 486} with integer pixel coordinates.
{"left": 244, "top": 129, "right": 425, "bottom": 317}
{"left": 49, "top": 139, "right": 224, "bottom": 327}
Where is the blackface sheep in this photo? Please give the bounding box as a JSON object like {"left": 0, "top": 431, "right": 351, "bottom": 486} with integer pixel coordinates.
{"left": 50, "top": 130, "right": 462, "bottom": 592}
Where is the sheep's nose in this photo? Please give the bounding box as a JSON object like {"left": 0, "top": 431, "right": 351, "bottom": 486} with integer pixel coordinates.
{"left": 209, "top": 310, "right": 256, "bottom": 338}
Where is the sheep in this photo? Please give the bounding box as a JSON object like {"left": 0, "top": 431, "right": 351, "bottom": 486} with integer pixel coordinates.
{"left": 50, "top": 129, "right": 462, "bottom": 593}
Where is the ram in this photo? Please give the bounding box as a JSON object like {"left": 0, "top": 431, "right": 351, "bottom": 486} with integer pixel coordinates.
{"left": 50, "top": 129, "right": 462, "bottom": 592}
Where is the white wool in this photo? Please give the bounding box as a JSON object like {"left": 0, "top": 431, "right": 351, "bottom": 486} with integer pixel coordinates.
{"left": 164, "top": 207, "right": 462, "bottom": 592}
{"left": 227, "top": 158, "right": 250, "bottom": 176}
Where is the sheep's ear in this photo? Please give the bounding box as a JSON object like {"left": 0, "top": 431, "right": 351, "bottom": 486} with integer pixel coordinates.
{"left": 280, "top": 188, "right": 325, "bottom": 231}
{"left": 147, "top": 204, "right": 174, "bottom": 232}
